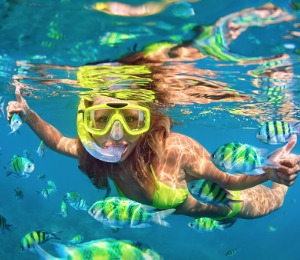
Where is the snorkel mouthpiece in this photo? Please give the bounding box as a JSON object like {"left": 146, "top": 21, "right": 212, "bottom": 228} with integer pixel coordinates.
{"left": 83, "top": 141, "right": 123, "bottom": 163}
{"left": 110, "top": 120, "right": 124, "bottom": 141}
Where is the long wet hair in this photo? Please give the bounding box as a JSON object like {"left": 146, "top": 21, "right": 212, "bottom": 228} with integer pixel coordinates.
{"left": 77, "top": 100, "right": 172, "bottom": 191}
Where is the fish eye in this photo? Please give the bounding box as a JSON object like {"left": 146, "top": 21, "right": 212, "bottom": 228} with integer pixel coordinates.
{"left": 190, "top": 185, "right": 194, "bottom": 189}
{"left": 258, "top": 131, "right": 262, "bottom": 135}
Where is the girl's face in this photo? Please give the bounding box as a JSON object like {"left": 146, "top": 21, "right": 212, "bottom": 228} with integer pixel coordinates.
{"left": 90, "top": 98, "right": 144, "bottom": 162}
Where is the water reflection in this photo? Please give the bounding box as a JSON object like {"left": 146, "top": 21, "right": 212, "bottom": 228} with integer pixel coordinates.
{"left": 4, "top": 2, "right": 300, "bottom": 128}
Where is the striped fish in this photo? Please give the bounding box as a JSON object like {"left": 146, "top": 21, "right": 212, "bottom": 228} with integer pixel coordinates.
{"left": 7, "top": 155, "right": 35, "bottom": 178}
{"left": 88, "top": 197, "right": 175, "bottom": 228}
{"left": 256, "top": 120, "right": 300, "bottom": 144}
{"left": 59, "top": 200, "right": 68, "bottom": 218}
{"left": 0, "top": 215, "right": 12, "bottom": 234}
{"left": 64, "top": 192, "right": 89, "bottom": 211}
{"left": 68, "top": 234, "right": 84, "bottom": 245}
{"left": 188, "top": 179, "right": 241, "bottom": 210}
{"left": 188, "top": 217, "right": 232, "bottom": 233}
{"left": 9, "top": 113, "right": 22, "bottom": 134}
{"left": 19, "top": 230, "right": 61, "bottom": 252}
{"left": 211, "top": 142, "right": 274, "bottom": 175}
{"left": 34, "top": 238, "right": 163, "bottom": 260}
{"left": 225, "top": 248, "right": 238, "bottom": 256}
{"left": 37, "top": 187, "right": 57, "bottom": 199}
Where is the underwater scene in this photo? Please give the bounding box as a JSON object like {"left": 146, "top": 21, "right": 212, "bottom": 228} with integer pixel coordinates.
{"left": 1, "top": 0, "right": 300, "bottom": 259}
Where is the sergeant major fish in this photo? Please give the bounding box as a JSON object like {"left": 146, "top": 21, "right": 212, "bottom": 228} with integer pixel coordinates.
{"left": 37, "top": 187, "right": 57, "bottom": 199}
{"left": 188, "top": 217, "right": 232, "bottom": 233}
{"left": 68, "top": 234, "right": 84, "bottom": 245}
{"left": 211, "top": 142, "right": 277, "bottom": 175}
{"left": 9, "top": 113, "right": 23, "bottom": 134}
{"left": 19, "top": 230, "right": 61, "bottom": 252}
{"left": 256, "top": 120, "right": 300, "bottom": 144}
{"left": 59, "top": 200, "right": 68, "bottom": 218}
{"left": 88, "top": 197, "right": 175, "bottom": 228}
{"left": 6, "top": 154, "right": 35, "bottom": 178}
{"left": 33, "top": 238, "right": 162, "bottom": 260}
{"left": 64, "top": 192, "right": 89, "bottom": 211}
{"left": 188, "top": 179, "right": 242, "bottom": 210}
{"left": 36, "top": 140, "right": 46, "bottom": 158}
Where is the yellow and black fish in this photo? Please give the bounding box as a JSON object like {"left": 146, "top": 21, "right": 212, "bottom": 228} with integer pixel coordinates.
{"left": 188, "top": 179, "right": 242, "bottom": 210}
{"left": 19, "top": 230, "right": 61, "bottom": 252}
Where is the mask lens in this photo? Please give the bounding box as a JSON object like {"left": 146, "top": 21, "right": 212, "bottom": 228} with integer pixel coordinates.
{"left": 88, "top": 108, "right": 115, "bottom": 131}
{"left": 120, "top": 109, "right": 145, "bottom": 131}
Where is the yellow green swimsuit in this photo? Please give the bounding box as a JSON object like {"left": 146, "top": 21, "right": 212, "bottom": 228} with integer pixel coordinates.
{"left": 113, "top": 165, "right": 189, "bottom": 210}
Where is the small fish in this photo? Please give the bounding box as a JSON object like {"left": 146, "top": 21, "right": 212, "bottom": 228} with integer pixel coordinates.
{"left": 211, "top": 142, "right": 276, "bottom": 175}
{"left": 37, "top": 187, "right": 57, "bottom": 199}
{"left": 0, "top": 215, "right": 12, "bottom": 234}
{"left": 47, "top": 180, "right": 57, "bottom": 190}
{"left": 256, "top": 120, "right": 300, "bottom": 144}
{"left": 36, "top": 140, "right": 46, "bottom": 158}
{"left": 6, "top": 155, "right": 35, "bottom": 178}
{"left": 33, "top": 238, "right": 162, "bottom": 259}
{"left": 68, "top": 234, "right": 84, "bottom": 244}
{"left": 225, "top": 248, "right": 238, "bottom": 256}
{"left": 64, "top": 192, "right": 89, "bottom": 211}
{"left": 64, "top": 192, "right": 81, "bottom": 204}
{"left": 188, "top": 217, "right": 231, "bottom": 233}
{"left": 19, "top": 230, "right": 61, "bottom": 252}
{"left": 37, "top": 174, "right": 47, "bottom": 181}
{"left": 59, "top": 200, "right": 68, "bottom": 218}
{"left": 268, "top": 225, "right": 277, "bottom": 232}
{"left": 88, "top": 196, "right": 175, "bottom": 228}
{"left": 9, "top": 113, "right": 23, "bottom": 134}
{"left": 188, "top": 179, "right": 242, "bottom": 210}
{"left": 14, "top": 187, "right": 24, "bottom": 200}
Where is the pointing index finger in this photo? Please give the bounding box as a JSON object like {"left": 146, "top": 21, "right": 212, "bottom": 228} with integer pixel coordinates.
{"left": 14, "top": 83, "right": 23, "bottom": 103}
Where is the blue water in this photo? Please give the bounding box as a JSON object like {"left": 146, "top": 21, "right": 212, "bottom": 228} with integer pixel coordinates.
{"left": 1, "top": 0, "right": 300, "bottom": 259}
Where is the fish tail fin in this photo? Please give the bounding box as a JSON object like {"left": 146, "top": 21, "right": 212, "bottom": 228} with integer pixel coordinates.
{"left": 293, "top": 122, "right": 300, "bottom": 134}
{"left": 6, "top": 224, "right": 12, "bottom": 232}
{"left": 51, "top": 231, "right": 62, "bottom": 240}
{"left": 33, "top": 243, "right": 59, "bottom": 260}
{"left": 217, "top": 220, "right": 236, "bottom": 230}
{"left": 151, "top": 208, "right": 175, "bottom": 227}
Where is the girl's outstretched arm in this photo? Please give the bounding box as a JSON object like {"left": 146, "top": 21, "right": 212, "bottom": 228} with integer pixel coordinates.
{"left": 7, "top": 83, "right": 78, "bottom": 158}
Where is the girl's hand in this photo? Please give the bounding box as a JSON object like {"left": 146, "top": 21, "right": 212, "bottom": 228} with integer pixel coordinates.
{"left": 263, "top": 134, "right": 299, "bottom": 186}
{"left": 7, "top": 83, "right": 31, "bottom": 122}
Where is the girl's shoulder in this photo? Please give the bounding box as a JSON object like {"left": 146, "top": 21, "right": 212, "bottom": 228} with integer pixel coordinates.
{"left": 165, "top": 132, "right": 200, "bottom": 150}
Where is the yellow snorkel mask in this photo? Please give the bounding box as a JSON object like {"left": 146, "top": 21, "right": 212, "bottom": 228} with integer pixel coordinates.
{"left": 77, "top": 97, "right": 151, "bottom": 162}
{"left": 83, "top": 103, "right": 150, "bottom": 136}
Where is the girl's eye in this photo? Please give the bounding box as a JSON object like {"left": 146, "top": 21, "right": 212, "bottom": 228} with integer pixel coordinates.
{"left": 98, "top": 117, "right": 109, "bottom": 123}
{"left": 125, "top": 116, "right": 135, "bottom": 123}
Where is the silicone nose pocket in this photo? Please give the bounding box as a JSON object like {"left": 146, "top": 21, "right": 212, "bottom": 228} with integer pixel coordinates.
{"left": 110, "top": 120, "right": 124, "bottom": 140}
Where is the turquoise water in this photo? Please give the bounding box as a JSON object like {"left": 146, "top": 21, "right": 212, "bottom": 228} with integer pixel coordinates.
{"left": 1, "top": 0, "right": 300, "bottom": 259}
